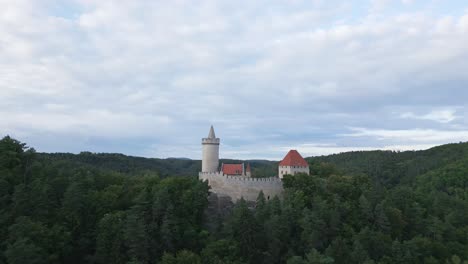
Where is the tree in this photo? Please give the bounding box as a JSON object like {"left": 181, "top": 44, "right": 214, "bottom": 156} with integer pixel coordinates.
{"left": 227, "top": 198, "right": 265, "bottom": 263}
{"left": 125, "top": 206, "right": 150, "bottom": 263}
{"left": 286, "top": 249, "right": 334, "bottom": 264}
{"left": 95, "top": 211, "right": 127, "bottom": 264}
{"left": 374, "top": 203, "right": 390, "bottom": 233}
{"left": 255, "top": 191, "right": 269, "bottom": 223}
{"left": 307, "top": 249, "right": 335, "bottom": 264}
{"left": 5, "top": 238, "right": 47, "bottom": 264}
{"left": 161, "top": 250, "right": 201, "bottom": 264}
{"left": 300, "top": 208, "right": 326, "bottom": 250}
{"left": 359, "top": 195, "right": 372, "bottom": 224}
{"left": 201, "top": 239, "right": 242, "bottom": 264}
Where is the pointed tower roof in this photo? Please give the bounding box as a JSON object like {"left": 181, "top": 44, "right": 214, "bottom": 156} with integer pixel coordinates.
{"left": 208, "top": 125, "right": 216, "bottom": 139}
{"left": 246, "top": 163, "right": 251, "bottom": 172}
{"left": 279, "top": 150, "right": 308, "bottom": 167}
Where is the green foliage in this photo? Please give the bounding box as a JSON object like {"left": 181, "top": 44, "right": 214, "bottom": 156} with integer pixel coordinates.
{"left": 226, "top": 198, "right": 266, "bottom": 263}
{"left": 5, "top": 237, "right": 47, "bottom": 264}
{"left": 287, "top": 249, "right": 334, "bottom": 264}
{"left": 1, "top": 136, "right": 467, "bottom": 264}
{"left": 0, "top": 136, "right": 210, "bottom": 264}
{"left": 161, "top": 250, "right": 201, "bottom": 264}
{"left": 95, "top": 211, "right": 127, "bottom": 264}
{"left": 37, "top": 153, "right": 279, "bottom": 178}
{"left": 201, "top": 239, "right": 243, "bottom": 264}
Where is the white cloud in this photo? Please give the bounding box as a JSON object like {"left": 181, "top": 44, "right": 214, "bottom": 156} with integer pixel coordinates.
{"left": 370, "top": 0, "right": 392, "bottom": 13}
{"left": 401, "top": 0, "right": 414, "bottom": 5}
{"left": 0, "top": 0, "right": 467, "bottom": 158}
{"left": 344, "top": 127, "right": 468, "bottom": 143}
{"left": 282, "top": 143, "right": 438, "bottom": 157}
{"left": 400, "top": 109, "right": 458, "bottom": 123}
{"left": 0, "top": 109, "right": 172, "bottom": 138}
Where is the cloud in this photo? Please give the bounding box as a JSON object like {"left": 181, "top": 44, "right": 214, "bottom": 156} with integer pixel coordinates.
{"left": 344, "top": 127, "right": 468, "bottom": 143}
{"left": 400, "top": 109, "right": 458, "bottom": 123}
{"left": 370, "top": 0, "right": 392, "bottom": 13}
{"left": 1, "top": 109, "right": 172, "bottom": 138}
{"left": 282, "top": 143, "right": 438, "bottom": 157}
{"left": 0, "top": 0, "right": 467, "bottom": 159}
{"left": 401, "top": 0, "right": 414, "bottom": 5}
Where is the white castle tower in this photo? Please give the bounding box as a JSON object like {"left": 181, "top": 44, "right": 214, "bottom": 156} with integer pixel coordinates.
{"left": 202, "top": 125, "right": 220, "bottom": 172}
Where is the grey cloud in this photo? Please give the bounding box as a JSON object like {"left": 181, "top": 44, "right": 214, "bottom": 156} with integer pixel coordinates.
{"left": 1, "top": 0, "right": 468, "bottom": 159}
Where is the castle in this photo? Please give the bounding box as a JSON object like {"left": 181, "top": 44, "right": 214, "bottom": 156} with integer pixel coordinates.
{"left": 199, "top": 126, "right": 309, "bottom": 201}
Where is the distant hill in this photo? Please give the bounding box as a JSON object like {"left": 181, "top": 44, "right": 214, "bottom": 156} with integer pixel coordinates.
{"left": 37, "top": 152, "right": 279, "bottom": 178}
{"left": 37, "top": 152, "right": 202, "bottom": 178}
{"left": 38, "top": 142, "right": 468, "bottom": 181}
{"left": 167, "top": 157, "right": 192, "bottom": 160}
{"left": 308, "top": 141, "right": 468, "bottom": 187}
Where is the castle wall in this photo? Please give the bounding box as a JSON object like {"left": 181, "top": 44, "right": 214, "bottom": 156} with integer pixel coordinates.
{"left": 199, "top": 172, "right": 283, "bottom": 201}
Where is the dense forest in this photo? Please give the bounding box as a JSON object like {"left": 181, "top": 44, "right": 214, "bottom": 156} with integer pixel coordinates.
{"left": 38, "top": 153, "right": 277, "bottom": 178}
{"left": 0, "top": 135, "right": 467, "bottom": 264}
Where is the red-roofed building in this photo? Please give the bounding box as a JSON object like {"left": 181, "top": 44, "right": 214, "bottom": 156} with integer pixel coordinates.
{"left": 278, "top": 150, "right": 309, "bottom": 178}
{"left": 221, "top": 163, "right": 251, "bottom": 177}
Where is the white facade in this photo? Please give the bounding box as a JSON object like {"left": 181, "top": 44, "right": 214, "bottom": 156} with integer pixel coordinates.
{"left": 202, "top": 126, "right": 220, "bottom": 173}
{"left": 278, "top": 165, "right": 309, "bottom": 179}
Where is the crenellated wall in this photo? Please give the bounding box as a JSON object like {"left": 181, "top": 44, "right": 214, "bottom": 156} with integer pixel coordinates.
{"left": 199, "top": 172, "right": 283, "bottom": 201}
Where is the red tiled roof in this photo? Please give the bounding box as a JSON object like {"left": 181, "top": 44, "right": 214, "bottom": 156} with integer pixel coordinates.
{"left": 279, "top": 150, "right": 308, "bottom": 167}
{"left": 222, "top": 163, "right": 244, "bottom": 175}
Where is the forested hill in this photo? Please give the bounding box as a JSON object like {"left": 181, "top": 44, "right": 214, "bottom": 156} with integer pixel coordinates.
{"left": 1, "top": 136, "right": 467, "bottom": 264}
{"left": 37, "top": 153, "right": 278, "bottom": 178}
{"left": 308, "top": 142, "right": 468, "bottom": 187}
{"left": 37, "top": 142, "right": 468, "bottom": 183}
{"left": 37, "top": 152, "right": 202, "bottom": 177}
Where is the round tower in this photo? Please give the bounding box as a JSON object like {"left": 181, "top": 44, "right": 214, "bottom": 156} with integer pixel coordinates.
{"left": 202, "top": 125, "right": 220, "bottom": 173}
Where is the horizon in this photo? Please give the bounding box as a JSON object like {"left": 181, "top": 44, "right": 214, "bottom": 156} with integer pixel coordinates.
{"left": 2, "top": 1, "right": 468, "bottom": 160}
{"left": 25, "top": 136, "right": 468, "bottom": 162}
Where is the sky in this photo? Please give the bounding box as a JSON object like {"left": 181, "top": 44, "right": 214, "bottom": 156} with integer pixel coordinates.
{"left": 1, "top": 0, "right": 468, "bottom": 160}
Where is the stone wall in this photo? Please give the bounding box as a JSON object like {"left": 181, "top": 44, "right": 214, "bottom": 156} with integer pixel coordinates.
{"left": 199, "top": 172, "right": 284, "bottom": 201}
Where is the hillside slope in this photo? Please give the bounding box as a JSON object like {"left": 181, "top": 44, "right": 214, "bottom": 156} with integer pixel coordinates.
{"left": 308, "top": 142, "right": 468, "bottom": 187}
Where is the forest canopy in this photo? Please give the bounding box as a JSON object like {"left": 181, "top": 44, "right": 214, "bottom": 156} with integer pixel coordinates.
{"left": 0, "top": 135, "right": 467, "bottom": 264}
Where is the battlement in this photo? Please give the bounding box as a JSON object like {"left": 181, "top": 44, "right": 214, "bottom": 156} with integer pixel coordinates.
{"left": 199, "top": 171, "right": 222, "bottom": 176}
{"left": 199, "top": 172, "right": 280, "bottom": 182}
{"left": 202, "top": 138, "right": 220, "bottom": 144}
{"left": 199, "top": 171, "right": 283, "bottom": 201}
{"left": 223, "top": 175, "right": 282, "bottom": 182}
